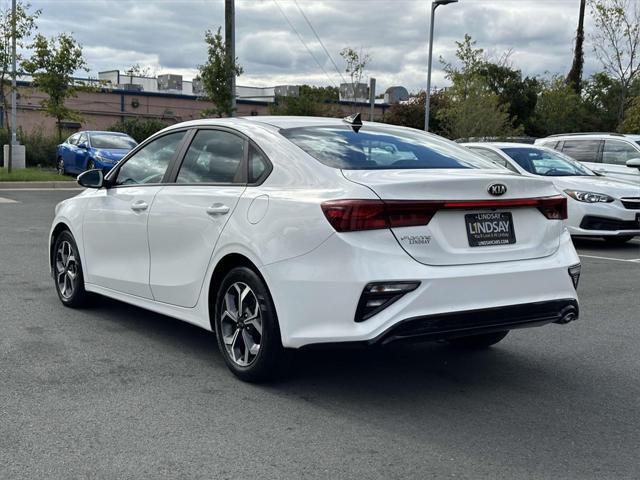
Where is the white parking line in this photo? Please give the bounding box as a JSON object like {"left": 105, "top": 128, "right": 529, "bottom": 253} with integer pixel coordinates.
{"left": 0, "top": 196, "right": 18, "bottom": 203}
{"left": 579, "top": 254, "right": 640, "bottom": 263}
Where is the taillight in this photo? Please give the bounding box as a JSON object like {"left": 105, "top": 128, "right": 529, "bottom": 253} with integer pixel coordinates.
{"left": 536, "top": 196, "right": 567, "bottom": 220}
{"left": 320, "top": 200, "right": 388, "bottom": 232}
{"left": 321, "top": 196, "right": 567, "bottom": 233}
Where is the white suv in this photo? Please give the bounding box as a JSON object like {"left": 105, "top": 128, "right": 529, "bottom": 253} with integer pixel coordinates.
{"left": 535, "top": 133, "right": 640, "bottom": 183}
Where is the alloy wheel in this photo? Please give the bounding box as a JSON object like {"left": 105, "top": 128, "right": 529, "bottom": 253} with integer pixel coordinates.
{"left": 56, "top": 158, "right": 64, "bottom": 175}
{"left": 55, "top": 240, "right": 79, "bottom": 299}
{"left": 220, "top": 282, "right": 263, "bottom": 367}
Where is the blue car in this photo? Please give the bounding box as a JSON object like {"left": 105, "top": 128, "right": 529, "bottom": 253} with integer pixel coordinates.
{"left": 56, "top": 131, "right": 138, "bottom": 175}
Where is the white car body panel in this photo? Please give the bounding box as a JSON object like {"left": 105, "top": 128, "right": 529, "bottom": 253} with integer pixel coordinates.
{"left": 50, "top": 118, "right": 581, "bottom": 349}
{"left": 464, "top": 143, "right": 640, "bottom": 238}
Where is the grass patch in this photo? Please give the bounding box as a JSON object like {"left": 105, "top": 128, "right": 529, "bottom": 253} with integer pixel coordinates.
{"left": 0, "top": 167, "right": 75, "bottom": 182}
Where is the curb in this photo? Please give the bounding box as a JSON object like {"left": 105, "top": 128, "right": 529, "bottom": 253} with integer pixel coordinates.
{"left": 0, "top": 181, "right": 80, "bottom": 190}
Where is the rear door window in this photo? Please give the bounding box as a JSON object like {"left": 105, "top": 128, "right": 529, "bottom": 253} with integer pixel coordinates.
{"left": 560, "top": 140, "right": 601, "bottom": 163}
{"left": 176, "top": 129, "right": 245, "bottom": 184}
{"left": 602, "top": 140, "right": 640, "bottom": 165}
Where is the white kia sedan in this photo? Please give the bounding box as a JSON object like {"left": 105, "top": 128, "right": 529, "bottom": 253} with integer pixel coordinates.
{"left": 50, "top": 116, "right": 581, "bottom": 382}
{"left": 465, "top": 143, "right": 640, "bottom": 244}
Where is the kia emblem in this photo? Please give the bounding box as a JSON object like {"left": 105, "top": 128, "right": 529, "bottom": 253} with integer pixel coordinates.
{"left": 488, "top": 183, "right": 507, "bottom": 196}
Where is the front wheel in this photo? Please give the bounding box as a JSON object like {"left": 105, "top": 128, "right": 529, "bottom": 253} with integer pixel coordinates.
{"left": 214, "top": 266, "right": 288, "bottom": 382}
{"left": 603, "top": 235, "right": 634, "bottom": 244}
{"left": 56, "top": 157, "right": 65, "bottom": 175}
{"left": 53, "top": 230, "right": 91, "bottom": 307}
{"left": 447, "top": 330, "right": 509, "bottom": 349}
{"left": 86, "top": 159, "right": 95, "bottom": 171}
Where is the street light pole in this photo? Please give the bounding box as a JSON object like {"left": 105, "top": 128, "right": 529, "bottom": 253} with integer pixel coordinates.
{"left": 8, "top": 0, "right": 16, "bottom": 173}
{"left": 424, "top": 0, "right": 458, "bottom": 132}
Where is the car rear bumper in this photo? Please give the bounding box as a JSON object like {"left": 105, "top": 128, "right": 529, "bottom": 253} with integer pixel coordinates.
{"left": 301, "top": 299, "right": 579, "bottom": 348}
{"left": 263, "top": 228, "right": 580, "bottom": 348}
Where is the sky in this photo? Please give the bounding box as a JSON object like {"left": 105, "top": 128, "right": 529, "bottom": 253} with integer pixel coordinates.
{"left": 28, "top": 0, "right": 600, "bottom": 94}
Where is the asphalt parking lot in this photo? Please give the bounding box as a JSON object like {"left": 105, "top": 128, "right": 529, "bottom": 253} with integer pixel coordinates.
{"left": 1, "top": 189, "right": 639, "bottom": 479}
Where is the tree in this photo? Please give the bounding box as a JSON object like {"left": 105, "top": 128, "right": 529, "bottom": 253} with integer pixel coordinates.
{"left": 619, "top": 95, "right": 640, "bottom": 132}
{"left": 339, "top": 47, "right": 370, "bottom": 105}
{"left": 530, "top": 77, "right": 587, "bottom": 136}
{"left": 437, "top": 79, "right": 523, "bottom": 140}
{"left": 270, "top": 85, "right": 341, "bottom": 117}
{"left": 125, "top": 63, "right": 154, "bottom": 78}
{"left": 22, "top": 33, "right": 87, "bottom": 141}
{"left": 566, "top": 0, "right": 587, "bottom": 94}
{"left": 588, "top": 0, "right": 640, "bottom": 121}
{"left": 0, "top": 1, "right": 40, "bottom": 170}
{"left": 385, "top": 90, "right": 448, "bottom": 134}
{"left": 198, "top": 27, "right": 243, "bottom": 118}
{"left": 582, "top": 72, "right": 623, "bottom": 131}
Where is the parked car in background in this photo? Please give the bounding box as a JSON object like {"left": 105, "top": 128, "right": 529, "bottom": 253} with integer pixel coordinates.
{"left": 465, "top": 142, "right": 640, "bottom": 244}
{"left": 56, "top": 131, "right": 137, "bottom": 175}
{"left": 49, "top": 116, "right": 581, "bottom": 382}
{"left": 534, "top": 133, "right": 640, "bottom": 183}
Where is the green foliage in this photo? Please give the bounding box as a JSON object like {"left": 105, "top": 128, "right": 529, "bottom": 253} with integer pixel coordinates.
{"left": 437, "top": 35, "right": 524, "bottom": 140}
{"left": 438, "top": 79, "right": 523, "bottom": 140}
{"left": 19, "top": 126, "right": 62, "bottom": 167}
{"left": 270, "top": 85, "right": 342, "bottom": 117}
{"left": 107, "top": 117, "right": 168, "bottom": 143}
{"left": 530, "top": 77, "right": 587, "bottom": 137}
{"left": 384, "top": 90, "right": 448, "bottom": 134}
{"left": 582, "top": 72, "right": 622, "bottom": 131}
{"left": 197, "top": 27, "right": 243, "bottom": 118}
{"left": 22, "top": 33, "right": 87, "bottom": 141}
{"left": 620, "top": 96, "right": 640, "bottom": 133}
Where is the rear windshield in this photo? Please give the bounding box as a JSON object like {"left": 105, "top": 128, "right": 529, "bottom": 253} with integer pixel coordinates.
{"left": 90, "top": 133, "right": 137, "bottom": 150}
{"left": 280, "top": 125, "right": 499, "bottom": 170}
{"left": 501, "top": 147, "right": 595, "bottom": 176}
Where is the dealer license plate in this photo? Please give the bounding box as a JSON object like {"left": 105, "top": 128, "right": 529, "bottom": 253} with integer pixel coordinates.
{"left": 465, "top": 212, "right": 516, "bottom": 247}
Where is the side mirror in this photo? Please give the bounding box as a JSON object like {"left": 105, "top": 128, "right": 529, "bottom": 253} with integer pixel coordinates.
{"left": 626, "top": 158, "right": 640, "bottom": 170}
{"left": 77, "top": 169, "right": 104, "bottom": 189}
{"left": 78, "top": 142, "right": 88, "bottom": 149}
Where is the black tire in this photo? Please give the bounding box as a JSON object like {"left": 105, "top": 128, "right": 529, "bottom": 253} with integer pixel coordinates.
{"left": 52, "top": 230, "right": 91, "bottom": 308}
{"left": 603, "top": 235, "right": 634, "bottom": 244}
{"left": 56, "top": 157, "right": 65, "bottom": 175}
{"left": 86, "top": 159, "right": 95, "bottom": 171}
{"left": 447, "top": 330, "right": 509, "bottom": 349}
{"left": 213, "top": 266, "right": 288, "bottom": 382}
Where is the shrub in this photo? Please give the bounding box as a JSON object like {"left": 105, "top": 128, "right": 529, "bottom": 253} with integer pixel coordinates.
{"left": 19, "top": 127, "right": 63, "bottom": 167}
{"left": 107, "top": 117, "right": 169, "bottom": 143}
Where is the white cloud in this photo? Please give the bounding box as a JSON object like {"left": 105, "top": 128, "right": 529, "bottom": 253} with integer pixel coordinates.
{"left": 32, "top": 0, "right": 597, "bottom": 93}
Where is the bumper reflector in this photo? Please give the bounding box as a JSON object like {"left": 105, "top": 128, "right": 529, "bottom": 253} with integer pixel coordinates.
{"left": 355, "top": 281, "right": 420, "bottom": 322}
{"left": 568, "top": 264, "right": 581, "bottom": 289}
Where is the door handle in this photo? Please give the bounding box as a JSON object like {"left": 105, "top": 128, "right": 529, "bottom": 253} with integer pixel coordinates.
{"left": 131, "top": 200, "right": 149, "bottom": 212}
{"left": 206, "top": 203, "right": 230, "bottom": 216}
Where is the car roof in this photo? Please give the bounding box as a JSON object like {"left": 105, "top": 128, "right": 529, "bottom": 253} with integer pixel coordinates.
{"left": 161, "top": 116, "right": 406, "bottom": 133}
{"left": 541, "top": 133, "right": 640, "bottom": 141}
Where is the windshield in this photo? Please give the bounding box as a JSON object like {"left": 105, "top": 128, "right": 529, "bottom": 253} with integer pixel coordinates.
{"left": 500, "top": 147, "right": 595, "bottom": 176}
{"left": 280, "top": 125, "right": 501, "bottom": 170}
{"left": 90, "top": 133, "right": 137, "bottom": 150}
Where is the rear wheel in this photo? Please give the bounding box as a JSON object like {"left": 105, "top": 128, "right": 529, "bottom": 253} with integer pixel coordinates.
{"left": 214, "top": 266, "right": 287, "bottom": 382}
{"left": 603, "top": 235, "right": 634, "bottom": 244}
{"left": 447, "top": 330, "right": 509, "bottom": 349}
{"left": 53, "top": 230, "right": 91, "bottom": 307}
